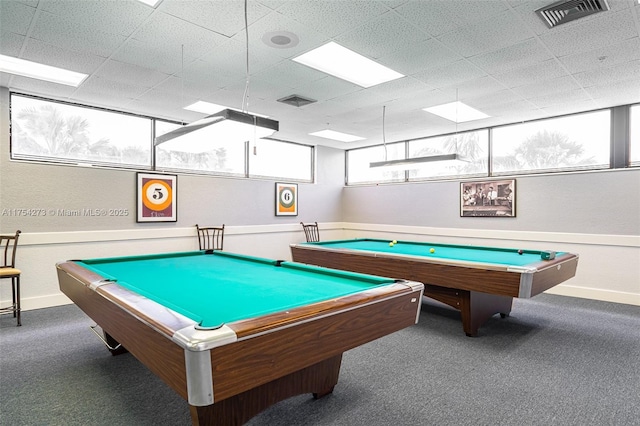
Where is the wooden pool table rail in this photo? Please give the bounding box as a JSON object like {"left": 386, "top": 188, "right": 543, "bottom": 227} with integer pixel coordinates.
{"left": 56, "top": 260, "right": 424, "bottom": 425}
{"left": 290, "top": 243, "right": 578, "bottom": 337}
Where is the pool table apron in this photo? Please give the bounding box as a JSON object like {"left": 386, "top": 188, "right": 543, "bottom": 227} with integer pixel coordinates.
{"left": 290, "top": 244, "right": 578, "bottom": 336}
{"left": 56, "top": 260, "right": 424, "bottom": 425}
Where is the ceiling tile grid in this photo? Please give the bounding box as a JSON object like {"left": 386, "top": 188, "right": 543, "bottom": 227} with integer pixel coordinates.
{"left": 0, "top": 0, "right": 638, "bottom": 150}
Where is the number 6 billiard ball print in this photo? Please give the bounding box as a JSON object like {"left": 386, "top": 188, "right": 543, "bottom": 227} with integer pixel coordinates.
{"left": 279, "top": 187, "right": 295, "bottom": 208}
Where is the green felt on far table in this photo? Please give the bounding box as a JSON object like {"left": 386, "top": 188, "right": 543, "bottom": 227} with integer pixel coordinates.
{"left": 304, "top": 239, "right": 563, "bottom": 267}
{"left": 77, "top": 251, "right": 394, "bottom": 328}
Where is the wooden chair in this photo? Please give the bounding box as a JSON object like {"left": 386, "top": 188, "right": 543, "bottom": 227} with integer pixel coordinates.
{"left": 0, "top": 230, "right": 22, "bottom": 326}
{"left": 196, "top": 224, "right": 225, "bottom": 253}
{"left": 300, "top": 222, "right": 320, "bottom": 242}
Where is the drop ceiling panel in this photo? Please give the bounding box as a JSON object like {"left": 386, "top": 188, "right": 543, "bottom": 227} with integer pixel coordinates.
{"left": 394, "top": 1, "right": 465, "bottom": 37}
{"left": 95, "top": 60, "right": 171, "bottom": 88}
{"left": 21, "top": 38, "right": 105, "bottom": 74}
{"left": 255, "top": 59, "right": 329, "bottom": 91}
{"left": 30, "top": 10, "right": 127, "bottom": 57}
{"left": 494, "top": 59, "right": 569, "bottom": 88}
{"left": 438, "top": 0, "right": 511, "bottom": 27}
{"left": 0, "top": 1, "right": 36, "bottom": 35}
{"left": 241, "top": 9, "right": 328, "bottom": 60}
{"left": 75, "top": 75, "right": 149, "bottom": 101}
{"left": 289, "top": 76, "right": 361, "bottom": 103}
{"left": 335, "top": 11, "right": 430, "bottom": 60}
{"left": 8, "top": 75, "right": 77, "bottom": 99}
{"left": 131, "top": 12, "right": 230, "bottom": 59}
{"left": 158, "top": 0, "right": 269, "bottom": 38}
{"left": 529, "top": 88, "right": 594, "bottom": 109}
{"left": 441, "top": 76, "right": 508, "bottom": 100}
{"left": 468, "top": 38, "right": 554, "bottom": 75}
{"left": 572, "top": 60, "right": 640, "bottom": 88}
{"left": 437, "top": 10, "right": 535, "bottom": 57}
{"left": 510, "top": 75, "right": 582, "bottom": 99}
{"left": 37, "top": 0, "right": 152, "bottom": 37}
{"left": 412, "top": 59, "right": 487, "bottom": 88}
{"left": 560, "top": 38, "right": 640, "bottom": 74}
{"left": 538, "top": 11, "right": 638, "bottom": 58}
{"left": 0, "top": 32, "right": 26, "bottom": 57}
{"left": 112, "top": 38, "right": 186, "bottom": 75}
{"left": 275, "top": 0, "right": 391, "bottom": 38}
{"left": 379, "top": 38, "right": 463, "bottom": 76}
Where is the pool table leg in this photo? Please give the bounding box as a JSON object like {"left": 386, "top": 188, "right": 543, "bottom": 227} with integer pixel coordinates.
{"left": 190, "top": 354, "right": 342, "bottom": 425}
{"left": 423, "top": 285, "right": 513, "bottom": 337}
{"left": 461, "top": 291, "right": 513, "bottom": 337}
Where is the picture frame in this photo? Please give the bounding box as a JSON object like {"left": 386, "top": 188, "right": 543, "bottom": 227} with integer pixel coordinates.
{"left": 136, "top": 172, "right": 177, "bottom": 222}
{"left": 461, "top": 179, "right": 515, "bottom": 217}
{"left": 275, "top": 182, "right": 298, "bottom": 216}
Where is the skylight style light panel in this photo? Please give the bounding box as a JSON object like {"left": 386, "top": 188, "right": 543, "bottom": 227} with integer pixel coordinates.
{"left": 184, "top": 101, "right": 270, "bottom": 118}
{"left": 0, "top": 55, "right": 87, "bottom": 87}
{"left": 293, "top": 42, "right": 404, "bottom": 88}
{"left": 135, "top": 0, "right": 161, "bottom": 6}
{"left": 309, "top": 129, "right": 365, "bottom": 142}
{"left": 423, "top": 101, "right": 490, "bottom": 123}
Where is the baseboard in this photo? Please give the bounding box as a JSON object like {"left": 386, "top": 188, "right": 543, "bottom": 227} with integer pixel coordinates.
{"left": 545, "top": 285, "right": 640, "bottom": 306}
{"left": 13, "top": 293, "right": 74, "bottom": 312}
{"left": 13, "top": 285, "right": 638, "bottom": 313}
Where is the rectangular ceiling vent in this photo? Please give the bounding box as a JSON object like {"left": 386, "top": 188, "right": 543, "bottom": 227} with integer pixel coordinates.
{"left": 536, "top": 0, "right": 610, "bottom": 28}
{"left": 277, "top": 94, "right": 317, "bottom": 108}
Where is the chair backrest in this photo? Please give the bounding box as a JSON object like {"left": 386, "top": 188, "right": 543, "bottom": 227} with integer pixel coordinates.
{"left": 300, "top": 222, "right": 320, "bottom": 242}
{"left": 196, "top": 224, "right": 225, "bottom": 252}
{"left": 0, "top": 230, "right": 21, "bottom": 268}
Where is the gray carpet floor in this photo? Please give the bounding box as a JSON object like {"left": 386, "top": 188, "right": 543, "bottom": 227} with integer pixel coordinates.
{"left": 1, "top": 294, "right": 638, "bottom": 426}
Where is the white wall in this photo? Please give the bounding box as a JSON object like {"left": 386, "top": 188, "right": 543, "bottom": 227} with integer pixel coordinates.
{"left": 2, "top": 87, "right": 639, "bottom": 310}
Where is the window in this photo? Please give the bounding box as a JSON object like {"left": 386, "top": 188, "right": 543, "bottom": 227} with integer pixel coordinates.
{"left": 11, "top": 93, "right": 151, "bottom": 167}
{"left": 347, "top": 142, "right": 406, "bottom": 184}
{"left": 630, "top": 104, "right": 640, "bottom": 165}
{"left": 492, "top": 110, "right": 610, "bottom": 174}
{"left": 248, "top": 139, "right": 313, "bottom": 181}
{"left": 408, "top": 130, "right": 488, "bottom": 180}
{"left": 155, "top": 120, "right": 245, "bottom": 175}
{"left": 9, "top": 93, "right": 315, "bottom": 182}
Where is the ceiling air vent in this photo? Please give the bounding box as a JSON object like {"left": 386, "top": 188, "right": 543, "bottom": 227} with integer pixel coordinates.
{"left": 535, "top": 0, "right": 610, "bottom": 28}
{"left": 277, "top": 94, "right": 317, "bottom": 108}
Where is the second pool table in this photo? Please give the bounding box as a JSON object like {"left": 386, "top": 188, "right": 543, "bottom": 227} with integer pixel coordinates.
{"left": 291, "top": 238, "right": 579, "bottom": 337}
{"left": 56, "top": 250, "right": 423, "bottom": 425}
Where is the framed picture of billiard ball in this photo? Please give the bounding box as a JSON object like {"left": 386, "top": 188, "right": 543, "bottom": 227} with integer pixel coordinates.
{"left": 460, "top": 179, "right": 515, "bottom": 217}
{"left": 136, "top": 172, "right": 177, "bottom": 222}
{"left": 275, "top": 182, "right": 298, "bottom": 216}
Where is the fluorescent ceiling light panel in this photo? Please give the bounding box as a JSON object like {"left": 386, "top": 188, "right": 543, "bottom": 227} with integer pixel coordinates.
{"left": 423, "top": 101, "right": 490, "bottom": 123}
{"left": 184, "top": 101, "right": 227, "bottom": 115}
{"left": 309, "top": 129, "right": 365, "bottom": 142}
{"left": 293, "top": 42, "right": 404, "bottom": 88}
{"left": 135, "top": 0, "right": 161, "bottom": 6}
{"left": 0, "top": 54, "right": 87, "bottom": 87}
{"left": 184, "top": 101, "right": 269, "bottom": 118}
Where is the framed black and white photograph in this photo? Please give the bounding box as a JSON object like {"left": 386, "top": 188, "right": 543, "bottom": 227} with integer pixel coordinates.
{"left": 461, "top": 179, "right": 515, "bottom": 217}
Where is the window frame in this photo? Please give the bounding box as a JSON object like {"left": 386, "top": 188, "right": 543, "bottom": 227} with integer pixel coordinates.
{"left": 8, "top": 92, "right": 315, "bottom": 183}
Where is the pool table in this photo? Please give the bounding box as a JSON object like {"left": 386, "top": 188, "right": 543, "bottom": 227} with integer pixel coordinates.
{"left": 290, "top": 238, "right": 579, "bottom": 337}
{"left": 56, "top": 251, "right": 423, "bottom": 425}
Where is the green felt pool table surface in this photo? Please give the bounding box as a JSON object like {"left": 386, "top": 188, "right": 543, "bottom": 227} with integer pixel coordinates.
{"left": 77, "top": 251, "right": 395, "bottom": 328}
{"left": 291, "top": 238, "right": 579, "bottom": 337}
{"left": 302, "top": 238, "right": 561, "bottom": 268}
